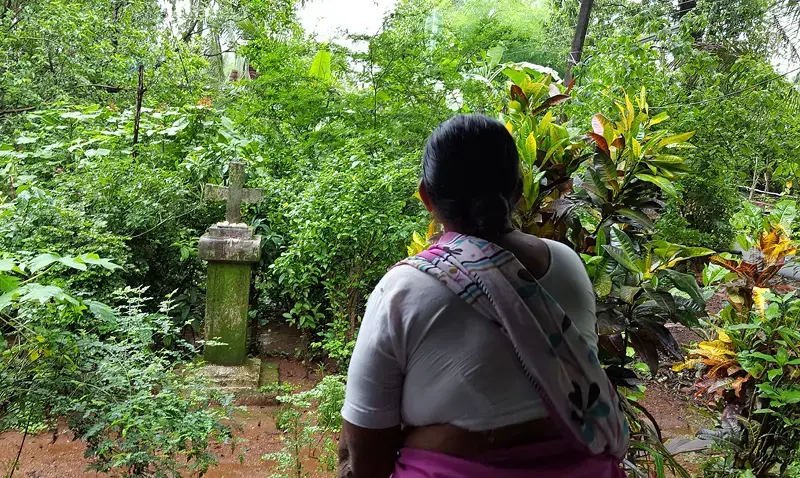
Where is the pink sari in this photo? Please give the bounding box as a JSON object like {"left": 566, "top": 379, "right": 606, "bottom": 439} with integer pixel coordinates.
{"left": 392, "top": 233, "right": 628, "bottom": 477}
{"left": 394, "top": 441, "right": 625, "bottom": 478}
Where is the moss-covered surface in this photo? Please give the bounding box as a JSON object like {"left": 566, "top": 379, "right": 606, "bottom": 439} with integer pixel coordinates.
{"left": 204, "top": 262, "right": 251, "bottom": 365}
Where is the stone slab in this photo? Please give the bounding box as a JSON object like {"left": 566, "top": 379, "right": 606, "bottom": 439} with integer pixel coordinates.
{"left": 198, "top": 230, "right": 262, "bottom": 263}
{"left": 199, "top": 357, "right": 262, "bottom": 392}
{"left": 206, "top": 223, "right": 255, "bottom": 239}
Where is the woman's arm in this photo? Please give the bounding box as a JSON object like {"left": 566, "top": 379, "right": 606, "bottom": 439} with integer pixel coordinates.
{"left": 338, "top": 421, "right": 402, "bottom": 478}
{"left": 339, "top": 269, "right": 409, "bottom": 477}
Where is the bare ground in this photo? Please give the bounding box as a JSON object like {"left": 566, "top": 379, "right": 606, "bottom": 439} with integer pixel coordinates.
{"left": 0, "top": 357, "right": 323, "bottom": 478}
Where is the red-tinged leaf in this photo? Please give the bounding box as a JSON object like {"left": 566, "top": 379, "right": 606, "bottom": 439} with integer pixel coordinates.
{"left": 565, "top": 78, "right": 576, "bottom": 94}
{"left": 510, "top": 85, "right": 527, "bottom": 103}
{"left": 611, "top": 136, "right": 625, "bottom": 151}
{"left": 588, "top": 132, "right": 609, "bottom": 155}
{"left": 731, "top": 377, "right": 750, "bottom": 397}
{"left": 530, "top": 95, "right": 571, "bottom": 116}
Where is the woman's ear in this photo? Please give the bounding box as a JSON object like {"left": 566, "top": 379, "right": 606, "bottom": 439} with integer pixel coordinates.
{"left": 418, "top": 181, "right": 434, "bottom": 212}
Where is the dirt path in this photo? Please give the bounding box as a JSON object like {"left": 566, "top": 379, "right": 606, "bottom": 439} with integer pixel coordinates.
{"left": 0, "top": 359, "right": 322, "bottom": 478}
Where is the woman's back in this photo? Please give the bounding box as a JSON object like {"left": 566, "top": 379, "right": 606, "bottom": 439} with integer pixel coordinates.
{"left": 337, "top": 115, "right": 627, "bottom": 478}
{"left": 343, "top": 237, "right": 598, "bottom": 432}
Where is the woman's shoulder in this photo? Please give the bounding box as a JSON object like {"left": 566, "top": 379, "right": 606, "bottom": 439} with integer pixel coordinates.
{"left": 377, "top": 264, "right": 443, "bottom": 294}
{"left": 367, "top": 265, "right": 459, "bottom": 317}
{"left": 540, "top": 238, "right": 585, "bottom": 267}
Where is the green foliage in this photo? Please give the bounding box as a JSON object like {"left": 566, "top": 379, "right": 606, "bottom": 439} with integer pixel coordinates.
{"left": 0, "top": 0, "right": 211, "bottom": 109}
{"left": 7, "top": 0, "right": 800, "bottom": 474}
{"left": 269, "top": 144, "right": 421, "bottom": 366}
{"left": 679, "top": 290, "right": 800, "bottom": 476}
{"left": 0, "top": 253, "right": 235, "bottom": 476}
{"left": 263, "top": 375, "right": 345, "bottom": 478}
{"left": 500, "top": 65, "right": 588, "bottom": 239}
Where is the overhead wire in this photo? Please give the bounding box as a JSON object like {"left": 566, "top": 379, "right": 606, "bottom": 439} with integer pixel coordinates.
{"left": 650, "top": 64, "right": 800, "bottom": 109}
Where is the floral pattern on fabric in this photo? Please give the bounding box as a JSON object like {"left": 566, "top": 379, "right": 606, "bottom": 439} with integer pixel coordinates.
{"left": 396, "top": 232, "right": 629, "bottom": 459}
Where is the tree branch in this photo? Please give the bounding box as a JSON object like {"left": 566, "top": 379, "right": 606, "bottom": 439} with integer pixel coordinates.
{"left": 0, "top": 106, "right": 35, "bottom": 115}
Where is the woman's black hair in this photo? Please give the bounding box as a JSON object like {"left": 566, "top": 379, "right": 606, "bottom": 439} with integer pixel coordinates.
{"left": 422, "top": 114, "right": 520, "bottom": 238}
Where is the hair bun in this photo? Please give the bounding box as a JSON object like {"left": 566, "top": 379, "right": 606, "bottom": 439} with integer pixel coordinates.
{"left": 465, "top": 193, "right": 510, "bottom": 237}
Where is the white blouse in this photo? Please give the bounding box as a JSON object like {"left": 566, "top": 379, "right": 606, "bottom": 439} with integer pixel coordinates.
{"left": 341, "top": 239, "right": 598, "bottom": 431}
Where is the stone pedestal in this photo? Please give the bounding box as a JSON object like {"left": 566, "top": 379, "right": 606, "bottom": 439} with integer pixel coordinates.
{"left": 199, "top": 223, "right": 261, "bottom": 366}
{"left": 197, "top": 358, "right": 282, "bottom": 404}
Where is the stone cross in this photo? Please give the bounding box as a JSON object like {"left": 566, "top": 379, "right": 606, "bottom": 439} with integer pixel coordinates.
{"left": 198, "top": 160, "right": 263, "bottom": 366}
{"left": 204, "top": 161, "right": 263, "bottom": 225}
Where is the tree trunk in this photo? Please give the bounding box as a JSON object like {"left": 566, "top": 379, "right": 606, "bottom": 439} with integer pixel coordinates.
{"left": 565, "top": 0, "right": 594, "bottom": 85}
{"left": 132, "top": 64, "right": 145, "bottom": 157}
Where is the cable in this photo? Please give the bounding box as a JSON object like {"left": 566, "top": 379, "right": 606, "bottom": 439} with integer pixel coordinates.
{"left": 650, "top": 64, "right": 800, "bottom": 109}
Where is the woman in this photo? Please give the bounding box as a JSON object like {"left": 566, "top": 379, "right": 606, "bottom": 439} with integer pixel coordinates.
{"left": 338, "top": 115, "right": 628, "bottom": 478}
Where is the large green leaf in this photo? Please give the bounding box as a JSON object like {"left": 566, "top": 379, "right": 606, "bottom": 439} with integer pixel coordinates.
{"left": 674, "top": 296, "right": 704, "bottom": 326}
{"left": 502, "top": 67, "right": 528, "bottom": 87}
{"left": 486, "top": 45, "right": 504, "bottom": 68}
{"left": 769, "top": 200, "right": 797, "bottom": 234}
{"left": 79, "top": 253, "right": 122, "bottom": 271}
{"left": 0, "top": 274, "right": 20, "bottom": 293}
{"left": 59, "top": 256, "right": 87, "bottom": 271}
{"left": 0, "top": 259, "right": 14, "bottom": 272}
{"left": 643, "top": 289, "right": 677, "bottom": 315}
{"left": 84, "top": 148, "right": 111, "bottom": 157}
{"left": 27, "top": 253, "right": 60, "bottom": 273}
{"left": 0, "top": 291, "right": 15, "bottom": 310}
{"left": 309, "top": 47, "right": 333, "bottom": 83}
{"left": 635, "top": 173, "right": 678, "bottom": 197}
{"left": 651, "top": 241, "right": 714, "bottom": 265}
{"left": 663, "top": 269, "right": 705, "bottom": 307}
{"left": 657, "top": 131, "right": 695, "bottom": 148}
{"left": 611, "top": 227, "right": 639, "bottom": 265}
{"left": 86, "top": 300, "right": 116, "bottom": 321}
{"left": 616, "top": 207, "right": 654, "bottom": 231}
{"left": 603, "top": 245, "right": 640, "bottom": 274}
{"left": 593, "top": 258, "right": 613, "bottom": 297}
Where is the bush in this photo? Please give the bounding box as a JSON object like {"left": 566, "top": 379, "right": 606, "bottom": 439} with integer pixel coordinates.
{"left": 268, "top": 140, "right": 424, "bottom": 366}
{"left": 0, "top": 253, "right": 236, "bottom": 476}
{"left": 263, "top": 375, "right": 346, "bottom": 478}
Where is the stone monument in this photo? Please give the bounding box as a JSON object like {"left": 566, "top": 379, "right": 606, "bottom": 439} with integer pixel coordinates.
{"left": 200, "top": 161, "right": 262, "bottom": 364}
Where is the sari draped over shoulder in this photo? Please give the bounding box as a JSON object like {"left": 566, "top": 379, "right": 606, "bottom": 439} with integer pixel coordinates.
{"left": 392, "top": 232, "right": 629, "bottom": 477}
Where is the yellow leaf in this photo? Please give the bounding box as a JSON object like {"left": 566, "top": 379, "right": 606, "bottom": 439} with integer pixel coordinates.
{"left": 672, "top": 358, "right": 701, "bottom": 372}
{"left": 640, "top": 86, "right": 648, "bottom": 114}
{"left": 658, "top": 131, "right": 695, "bottom": 148}
{"left": 689, "top": 340, "right": 735, "bottom": 360}
{"left": 717, "top": 329, "right": 732, "bottom": 343}
{"left": 649, "top": 112, "right": 669, "bottom": 126}
{"left": 426, "top": 220, "right": 437, "bottom": 240}
{"left": 625, "top": 94, "right": 634, "bottom": 129}
{"left": 413, "top": 190, "right": 422, "bottom": 201}
{"left": 631, "top": 137, "right": 642, "bottom": 159}
{"left": 525, "top": 132, "right": 537, "bottom": 163}
{"left": 505, "top": 121, "right": 513, "bottom": 133}
{"left": 408, "top": 230, "right": 430, "bottom": 256}
{"left": 753, "top": 286, "right": 770, "bottom": 317}
{"left": 759, "top": 230, "right": 797, "bottom": 266}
